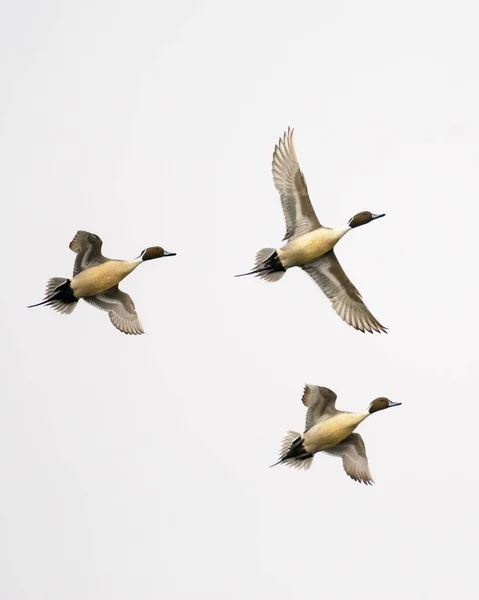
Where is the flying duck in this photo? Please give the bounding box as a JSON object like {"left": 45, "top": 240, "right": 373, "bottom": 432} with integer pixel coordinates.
{"left": 28, "top": 230, "right": 176, "bottom": 335}
{"left": 237, "top": 128, "right": 387, "bottom": 333}
{"left": 271, "top": 384, "right": 401, "bottom": 484}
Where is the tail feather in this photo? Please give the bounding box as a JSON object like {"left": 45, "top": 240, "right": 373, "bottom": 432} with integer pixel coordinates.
{"left": 44, "top": 277, "right": 69, "bottom": 297}
{"left": 270, "top": 431, "right": 314, "bottom": 471}
{"left": 236, "top": 248, "right": 286, "bottom": 282}
{"left": 28, "top": 278, "right": 78, "bottom": 315}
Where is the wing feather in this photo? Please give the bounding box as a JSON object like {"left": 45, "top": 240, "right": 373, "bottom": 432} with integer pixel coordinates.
{"left": 272, "top": 128, "right": 320, "bottom": 240}
{"left": 325, "top": 433, "right": 374, "bottom": 484}
{"left": 302, "top": 251, "right": 387, "bottom": 334}
{"left": 301, "top": 384, "right": 338, "bottom": 431}
{"left": 83, "top": 286, "right": 144, "bottom": 335}
{"left": 69, "top": 231, "right": 107, "bottom": 276}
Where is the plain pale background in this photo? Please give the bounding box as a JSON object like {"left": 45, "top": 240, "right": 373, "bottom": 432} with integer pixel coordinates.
{"left": 1, "top": 1, "right": 478, "bottom": 598}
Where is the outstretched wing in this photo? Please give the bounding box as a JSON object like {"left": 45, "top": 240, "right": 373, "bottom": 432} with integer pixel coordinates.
{"left": 325, "top": 433, "right": 374, "bottom": 485}
{"left": 83, "top": 286, "right": 144, "bottom": 335}
{"left": 69, "top": 231, "right": 107, "bottom": 276}
{"left": 272, "top": 128, "right": 321, "bottom": 240}
{"left": 302, "top": 384, "right": 338, "bottom": 431}
{"left": 302, "top": 250, "right": 387, "bottom": 334}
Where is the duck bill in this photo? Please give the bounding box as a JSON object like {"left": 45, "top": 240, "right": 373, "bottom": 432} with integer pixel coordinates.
{"left": 371, "top": 213, "right": 386, "bottom": 220}
{"left": 163, "top": 251, "right": 176, "bottom": 257}
{"left": 388, "top": 401, "right": 402, "bottom": 408}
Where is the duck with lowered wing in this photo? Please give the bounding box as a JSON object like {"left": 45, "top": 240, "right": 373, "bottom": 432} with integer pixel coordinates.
{"left": 28, "top": 230, "right": 176, "bottom": 335}
{"left": 271, "top": 384, "right": 400, "bottom": 484}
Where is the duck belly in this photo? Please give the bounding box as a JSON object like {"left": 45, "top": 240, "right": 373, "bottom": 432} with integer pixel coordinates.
{"left": 303, "top": 414, "right": 362, "bottom": 454}
{"left": 71, "top": 261, "right": 135, "bottom": 298}
{"left": 278, "top": 228, "right": 343, "bottom": 268}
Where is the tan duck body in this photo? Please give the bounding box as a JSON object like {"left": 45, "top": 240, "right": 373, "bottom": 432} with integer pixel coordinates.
{"left": 272, "top": 385, "right": 401, "bottom": 484}
{"left": 277, "top": 227, "right": 349, "bottom": 269}
{"left": 302, "top": 410, "right": 369, "bottom": 454}
{"left": 70, "top": 259, "right": 141, "bottom": 298}
{"left": 29, "top": 231, "right": 176, "bottom": 335}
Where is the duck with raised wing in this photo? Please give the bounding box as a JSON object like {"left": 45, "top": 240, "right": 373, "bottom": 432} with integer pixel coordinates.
{"left": 237, "top": 128, "right": 387, "bottom": 333}
{"left": 271, "top": 384, "right": 400, "bottom": 484}
{"left": 28, "top": 231, "right": 176, "bottom": 335}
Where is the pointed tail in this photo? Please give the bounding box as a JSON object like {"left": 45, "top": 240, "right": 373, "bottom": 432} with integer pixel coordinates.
{"left": 28, "top": 298, "right": 55, "bottom": 309}
{"left": 28, "top": 278, "right": 78, "bottom": 316}
{"left": 270, "top": 431, "right": 314, "bottom": 471}
{"left": 235, "top": 248, "right": 286, "bottom": 282}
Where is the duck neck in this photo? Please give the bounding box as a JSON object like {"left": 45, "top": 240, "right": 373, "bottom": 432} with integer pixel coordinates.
{"left": 334, "top": 225, "right": 352, "bottom": 240}
{"left": 355, "top": 409, "right": 371, "bottom": 424}
{"left": 124, "top": 257, "right": 143, "bottom": 273}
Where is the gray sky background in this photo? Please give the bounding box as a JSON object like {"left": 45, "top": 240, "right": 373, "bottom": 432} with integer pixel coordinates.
{"left": 1, "top": 1, "right": 478, "bottom": 598}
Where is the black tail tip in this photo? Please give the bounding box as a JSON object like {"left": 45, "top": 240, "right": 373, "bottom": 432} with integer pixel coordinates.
{"left": 234, "top": 269, "right": 262, "bottom": 278}
{"left": 27, "top": 299, "right": 51, "bottom": 309}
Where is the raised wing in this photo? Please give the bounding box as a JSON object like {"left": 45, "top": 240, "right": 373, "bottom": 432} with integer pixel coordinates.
{"left": 302, "top": 384, "right": 338, "bottom": 431}
{"left": 83, "top": 286, "right": 144, "bottom": 335}
{"left": 302, "top": 250, "right": 387, "bottom": 334}
{"left": 325, "top": 433, "right": 374, "bottom": 484}
{"left": 69, "top": 231, "right": 107, "bottom": 276}
{"left": 272, "top": 128, "right": 321, "bottom": 240}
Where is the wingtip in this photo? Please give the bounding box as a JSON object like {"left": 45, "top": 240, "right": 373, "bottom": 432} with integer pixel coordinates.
{"left": 356, "top": 322, "right": 388, "bottom": 335}
{"left": 350, "top": 474, "right": 375, "bottom": 486}
{"left": 282, "top": 126, "right": 294, "bottom": 141}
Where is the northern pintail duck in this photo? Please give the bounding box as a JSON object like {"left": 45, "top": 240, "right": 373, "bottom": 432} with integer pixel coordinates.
{"left": 28, "top": 230, "right": 176, "bottom": 335}
{"left": 237, "top": 128, "right": 387, "bottom": 333}
{"left": 271, "top": 384, "right": 400, "bottom": 484}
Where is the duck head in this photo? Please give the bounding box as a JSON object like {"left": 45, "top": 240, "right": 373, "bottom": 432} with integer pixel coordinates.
{"left": 141, "top": 247, "right": 176, "bottom": 261}
{"left": 368, "top": 397, "right": 401, "bottom": 414}
{"left": 348, "top": 211, "right": 385, "bottom": 228}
